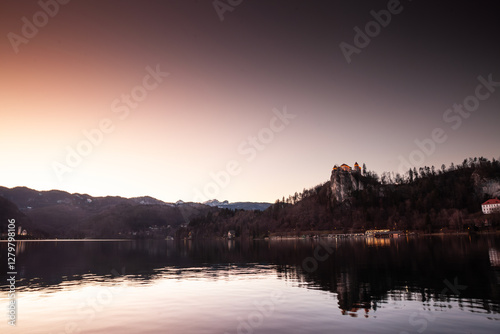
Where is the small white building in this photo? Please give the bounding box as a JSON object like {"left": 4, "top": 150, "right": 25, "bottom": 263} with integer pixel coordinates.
{"left": 482, "top": 198, "right": 500, "bottom": 214}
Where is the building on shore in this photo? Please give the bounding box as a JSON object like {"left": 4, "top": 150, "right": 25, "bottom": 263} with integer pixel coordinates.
{"left": 482, "top": 198, "right": 500, "bottom": 214}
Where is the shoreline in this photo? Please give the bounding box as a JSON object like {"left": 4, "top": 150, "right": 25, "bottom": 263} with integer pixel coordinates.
{"left": 1, "top": 230, "right": 499, "bottom": 242}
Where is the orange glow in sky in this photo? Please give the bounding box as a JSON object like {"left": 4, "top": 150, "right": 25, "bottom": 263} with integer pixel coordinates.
{"left": 1, "top": 1, "right": 499, "bottom": 203}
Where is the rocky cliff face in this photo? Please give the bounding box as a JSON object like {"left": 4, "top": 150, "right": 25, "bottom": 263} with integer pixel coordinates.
{"left": 330, "top": 170, "right": 364, "bottom": 203}
{"left": 471, "top": 171, "right": 500, "bottom": 198}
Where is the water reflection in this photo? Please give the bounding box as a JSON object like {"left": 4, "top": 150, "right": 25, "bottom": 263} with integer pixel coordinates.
{"left": 490, "top": 248, "right": 500, "bottom": 267}
{"left": 1, "top": 236, "right": 499, "bottom": 318}
{"left": 365, "top": 236, "right": 392, "bottom": 247}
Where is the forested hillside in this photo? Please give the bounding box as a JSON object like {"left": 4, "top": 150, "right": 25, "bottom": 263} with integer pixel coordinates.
{"left": 182, "top": 157, "right": 500, "bottom": 238}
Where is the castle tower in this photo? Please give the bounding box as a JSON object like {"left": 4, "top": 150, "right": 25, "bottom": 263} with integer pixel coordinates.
{"left": 354, "top": 162, "right": 361, "bottom": 173}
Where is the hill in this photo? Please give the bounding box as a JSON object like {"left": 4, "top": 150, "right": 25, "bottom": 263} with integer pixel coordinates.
{"left": 0, "top": 187, "right": 214, "bottom": 238}
{"left": 0, "top": 187, "right": 270, "bottom": 239}
{"left": 0, "top": 196, "right": 35, "bottom": 237}
{"left": 181, "top": 157, "right": 500, "bottom": 238}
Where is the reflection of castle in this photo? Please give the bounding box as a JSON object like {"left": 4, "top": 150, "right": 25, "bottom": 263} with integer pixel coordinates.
{"left": 336, "top": 272, "right": 371, "bottom": 317}
{"left": 490, "top": 248, "right": 500, "bottom": 267}
{"left": 333, "top": 162, "right": 361, "bottom": 173}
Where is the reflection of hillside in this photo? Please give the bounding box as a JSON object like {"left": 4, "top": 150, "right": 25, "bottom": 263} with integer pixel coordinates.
{"left": 281, "top": 236, "right": 500, "bottom": 316}
{"left": 1, "top": 236, "right": 499, "bottom": 316}
{"left": 336, "top": 272, "right": 371, "bottom": 317}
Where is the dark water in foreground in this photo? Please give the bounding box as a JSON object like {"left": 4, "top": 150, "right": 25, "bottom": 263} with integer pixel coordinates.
{"left": 1, "top": 235, "right": 500, "bottom": 333}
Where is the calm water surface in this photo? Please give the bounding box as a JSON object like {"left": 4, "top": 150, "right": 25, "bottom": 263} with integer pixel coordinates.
{"left": 1, "top": 235, "right": 500, "bottom": 333}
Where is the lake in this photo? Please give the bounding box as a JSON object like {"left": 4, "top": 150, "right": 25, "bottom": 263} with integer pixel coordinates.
{"left": 1, "top": 235, "right": 500, "bottom": 333}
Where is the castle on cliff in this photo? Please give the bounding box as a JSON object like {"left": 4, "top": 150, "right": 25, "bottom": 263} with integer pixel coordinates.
{"left": 330, "top": 162, "right": 364, "bottom": 202}
{"left": 333, "top": 162, "right": 361, "bottom": 174}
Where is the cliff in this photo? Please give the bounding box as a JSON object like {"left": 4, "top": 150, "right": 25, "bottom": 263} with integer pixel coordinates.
{"left": 330, "top": 169, "right": 365, "bottom": 203}
{"left": 471, "top": 170, "right": 500, "bottom": 199}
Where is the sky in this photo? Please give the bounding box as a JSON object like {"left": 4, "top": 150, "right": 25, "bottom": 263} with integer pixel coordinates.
{"left": 0, "top": 0, "right": 499, "bottom": 203}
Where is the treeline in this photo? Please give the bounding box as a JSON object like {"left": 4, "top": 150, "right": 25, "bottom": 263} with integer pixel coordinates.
{"left": 182, "top": 157, "right": 500, "bottom": 238}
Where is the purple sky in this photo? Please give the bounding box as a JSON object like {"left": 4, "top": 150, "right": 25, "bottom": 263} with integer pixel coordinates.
{"left": 0, "top": 0, "right": 499, "bottom": 203}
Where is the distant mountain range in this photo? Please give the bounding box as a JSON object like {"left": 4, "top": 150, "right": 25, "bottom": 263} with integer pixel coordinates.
{"left": 127, "top": 197, "right": 271, "bottom": 211}
{"left": 0, "top": 186, "right": 271, "bottom": 238}
{"left": 203, "top": 199, "right": 271, "bottom": 211}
